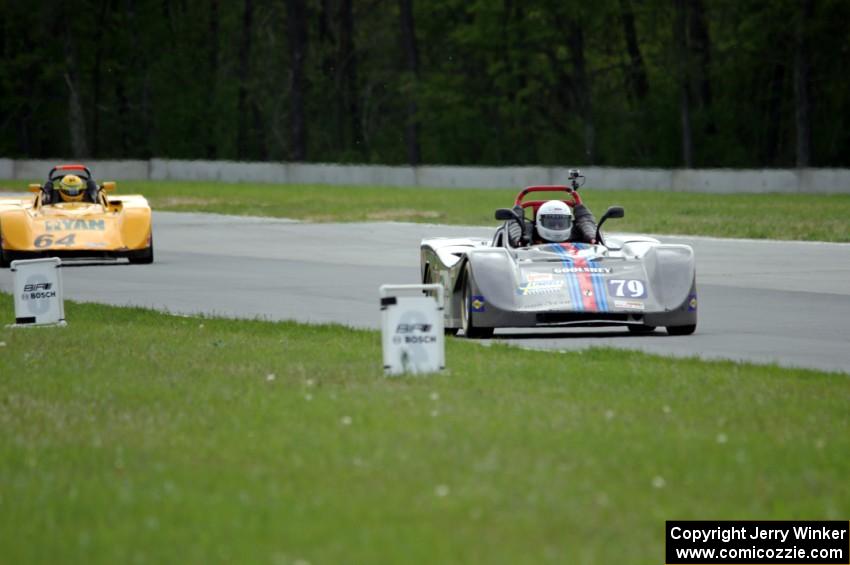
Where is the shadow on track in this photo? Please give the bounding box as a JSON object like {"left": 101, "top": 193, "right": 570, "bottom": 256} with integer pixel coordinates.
{"left": 58, "top": 260, "right": 129, "bottom": 268}
{"left": 488, "top": 329, "right": 669, "bottom": 340}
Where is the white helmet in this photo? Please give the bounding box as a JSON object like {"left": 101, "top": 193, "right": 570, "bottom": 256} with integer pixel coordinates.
{"left": 536, "top": 200, "right": 573, "bottom": 242}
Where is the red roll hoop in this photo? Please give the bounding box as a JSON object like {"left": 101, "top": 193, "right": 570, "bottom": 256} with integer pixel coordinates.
{"left": 514, "top": 185, "right": 582, "bottom": 216}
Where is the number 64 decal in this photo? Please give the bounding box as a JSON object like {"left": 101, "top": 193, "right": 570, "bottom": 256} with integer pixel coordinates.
{"left": 34, "top": 233, "right": 77, "bottom": 248}
{"left": 607, "top": 279, "right": 646, "bottom": 298}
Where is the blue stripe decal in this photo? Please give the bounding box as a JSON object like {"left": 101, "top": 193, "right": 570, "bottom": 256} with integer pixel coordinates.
{"left": 566, "top": 248, "right": 585, "bottom": 312}
{"left": 550, "top": 244, "right": 583, "bottom": 311}
{"left": 589, "top": 259, "right": 609, "bottom": 312}
{"left": 587, "top": 258, "right": 603, "bottom": 312}
{"left": 598, "top": 272, "right": 609, "bottom": 311}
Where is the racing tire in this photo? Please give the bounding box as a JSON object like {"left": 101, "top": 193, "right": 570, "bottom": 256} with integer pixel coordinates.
{"left": 666, "top": 324, "right": 696, "bottom": 336}
{"left": 628, "top": 325, "right": 656, "bottom": 334}
{"left": 0, "top": 234, "right": 10, "bottom": 269}
{"left": 424, "top": 264, "right": 458, "bottom": 337}
{"left": 461, "top": 265, "right": 494, "bottom": 339}
{"left": 129, "top": 234, "right": 154, "bottom": 264}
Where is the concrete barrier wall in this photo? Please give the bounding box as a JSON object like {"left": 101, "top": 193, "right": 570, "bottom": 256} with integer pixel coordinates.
{"left": 8, "top": 159, "right": 151, "bottom": 181}
{"left": 4, "top": 158, "right": 849, "bottom": 193}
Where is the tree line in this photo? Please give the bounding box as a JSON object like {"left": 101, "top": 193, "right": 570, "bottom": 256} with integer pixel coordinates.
{"left": 1, "top": 0, "right": 848, "bottom": 168}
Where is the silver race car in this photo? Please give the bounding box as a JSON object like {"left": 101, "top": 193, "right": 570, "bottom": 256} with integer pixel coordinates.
{"left": 420, "top": 177, "right": 697, "bottom": 338}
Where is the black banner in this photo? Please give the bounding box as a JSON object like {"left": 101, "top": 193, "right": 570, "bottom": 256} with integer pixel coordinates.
{"left": 666, "top": 521, "right": 849, "bottom": 564}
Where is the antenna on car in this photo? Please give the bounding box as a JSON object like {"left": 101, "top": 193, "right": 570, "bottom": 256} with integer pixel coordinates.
{"left": 568, "top": 169, "right": 586, "bottom": 191}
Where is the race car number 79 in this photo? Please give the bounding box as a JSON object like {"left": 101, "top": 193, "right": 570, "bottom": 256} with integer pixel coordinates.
{"left": 608, "top": 279, "right": 646, "bottom": 298}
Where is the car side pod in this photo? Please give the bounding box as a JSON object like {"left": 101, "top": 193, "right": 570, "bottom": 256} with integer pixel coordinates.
{"left": 7, "top": 257, "right": 68, "bottom": 328}
{"left": 379, "top": 284, "right": 445, "bottom": 376}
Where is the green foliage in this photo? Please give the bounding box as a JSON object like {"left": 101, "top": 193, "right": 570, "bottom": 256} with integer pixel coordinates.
{"left": 1, "top": 298, "right": 848, "bottom": 563}
{"left": 1, "top": 0, "right": 849, "bottom": 166}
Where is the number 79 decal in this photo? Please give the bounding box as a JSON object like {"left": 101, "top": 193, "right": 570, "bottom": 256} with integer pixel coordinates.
{"left": 607, "top": 279, "right": 646, "bottom": 298}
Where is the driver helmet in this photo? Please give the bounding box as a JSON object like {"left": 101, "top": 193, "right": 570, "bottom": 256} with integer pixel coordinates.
{"left": 536, "top": 200, "right": 573, "bottom": 242}
{"left": 57, "top": 174, "right": 85, "bottom": 202}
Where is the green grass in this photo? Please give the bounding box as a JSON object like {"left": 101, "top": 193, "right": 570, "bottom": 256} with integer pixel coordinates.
{"left": 4, "top": 179, "right": 850, "bottom": 241}
{"left": 1, "top": 298, "right": 848, "bottom": 564}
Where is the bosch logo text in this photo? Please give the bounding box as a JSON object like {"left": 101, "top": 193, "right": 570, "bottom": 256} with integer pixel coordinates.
{"left": 395, "top": 323, "right": 436, "bottom": 344}
{"left": 22, "top": 282, "right": 56, "bottom": 300}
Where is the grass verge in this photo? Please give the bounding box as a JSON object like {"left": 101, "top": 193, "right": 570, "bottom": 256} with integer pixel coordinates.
{"left": 3, "top": 180, "right": 850, "bottom": 241}
{"left": 1, "top": 298, "right": 848, "bottom": 564}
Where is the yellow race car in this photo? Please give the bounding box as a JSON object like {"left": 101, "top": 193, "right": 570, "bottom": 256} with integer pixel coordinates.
{"left": 0, "top": 164, "right": 153, "bottom": 267}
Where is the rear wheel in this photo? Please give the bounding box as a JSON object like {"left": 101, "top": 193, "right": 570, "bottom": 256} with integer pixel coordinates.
{"left": 628, "top": 325, "right": 656, "bottom": 334}
{"left": 666, "top": 324, "right": 696, "bottom": 336}
{"left": 461, "top": 266, "right": 494, "bottom": 339}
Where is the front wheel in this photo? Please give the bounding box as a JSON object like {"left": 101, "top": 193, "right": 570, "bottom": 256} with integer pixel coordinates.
{"left": 666, "top": 324, "right": 696, "bottom": 336}
{"left": 129, "top": 234, "right": 154, "bottom": 264}
{"left": 0, "top": 234, "right": 10, "bottom": 269}
{"left": 424, "top": 263, "right": 457, "bottom": 337}
{"left": 461, "top": 266, "right": 494, "bottom": 339}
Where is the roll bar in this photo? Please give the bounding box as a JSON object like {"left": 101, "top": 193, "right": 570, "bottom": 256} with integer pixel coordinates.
{"left": 514, "top": 185, "right": 583, "bottom": 216}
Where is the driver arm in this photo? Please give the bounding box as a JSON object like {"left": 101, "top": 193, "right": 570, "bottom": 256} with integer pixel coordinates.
{"left": 507, "top": 219, "right": 524, "bottom": 247}
{"left": 572, "top": 204, "right": 597, "bottom": 244}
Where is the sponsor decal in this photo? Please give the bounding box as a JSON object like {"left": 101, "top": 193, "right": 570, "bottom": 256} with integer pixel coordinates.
{"left": 524, "top": 280, "right": 565, "bottom": 288}
{"left": 688, "top": 294, "right": 698, "bottom": 311}
{"left": 540, "top": 299, "right": 571, "bottom": 308}
{"left": 607, "top": 279, "right": 647, "bottom": 299}
{"left": 44, "top": 219, "right": 106, "bottom": 232}
{"left": 548, "top": 243, "right": 610, "bottom": 312}
{"left": 526, "top": 272, "right": 554, "bottom": 282}
{"left": 517, "top": 280, "right": 565, "bottom": 296}
{"left": 471, "top": 295, "right": 486, "bottom": 312}
{"left": 614, "top": 299, "right": 645, "bottom": 311}
{"left": 386, "top": 309, "right": 441, "bottom": 374}
{"left": 553, "top": 266, "right": 611, "bottom": 274}
{"left": 22, "top": 282, "right": 56, "bottom": 301}
{"left": 21, "top": 274, "right": 55, "bottom": 315}
{"left": 393, "top": 323, "right": 437, "bottom": 344}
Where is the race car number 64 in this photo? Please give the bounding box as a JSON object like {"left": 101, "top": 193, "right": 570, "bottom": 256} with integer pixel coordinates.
{"left": 608, "top": 279, "right": 646, "bottom": 298}
{"left": 34, "top": 233, "right": 77, "bottom": 248}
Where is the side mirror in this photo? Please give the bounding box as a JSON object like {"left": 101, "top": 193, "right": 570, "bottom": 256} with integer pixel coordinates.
{"left": 603, "top": 206, "right": 624, "bottom": 220}
{"left": 598, "top": 206, "right": 625, "bottom": 226}
{"left": 595, "top": 206, "right": 625, "bottom": 245}
{"left": 101, "top": 181, "right": 117, "bottom": 192}
{"left": 495, "top": 208, "right": 519, "bottom": 221}
{"left": 28, "top": 183, "right": 42, "bottom": 193}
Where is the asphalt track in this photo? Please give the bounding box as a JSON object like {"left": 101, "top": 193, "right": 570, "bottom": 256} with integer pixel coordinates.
{"left": 2, "top": 211, "right": 849, "bottom": 374}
